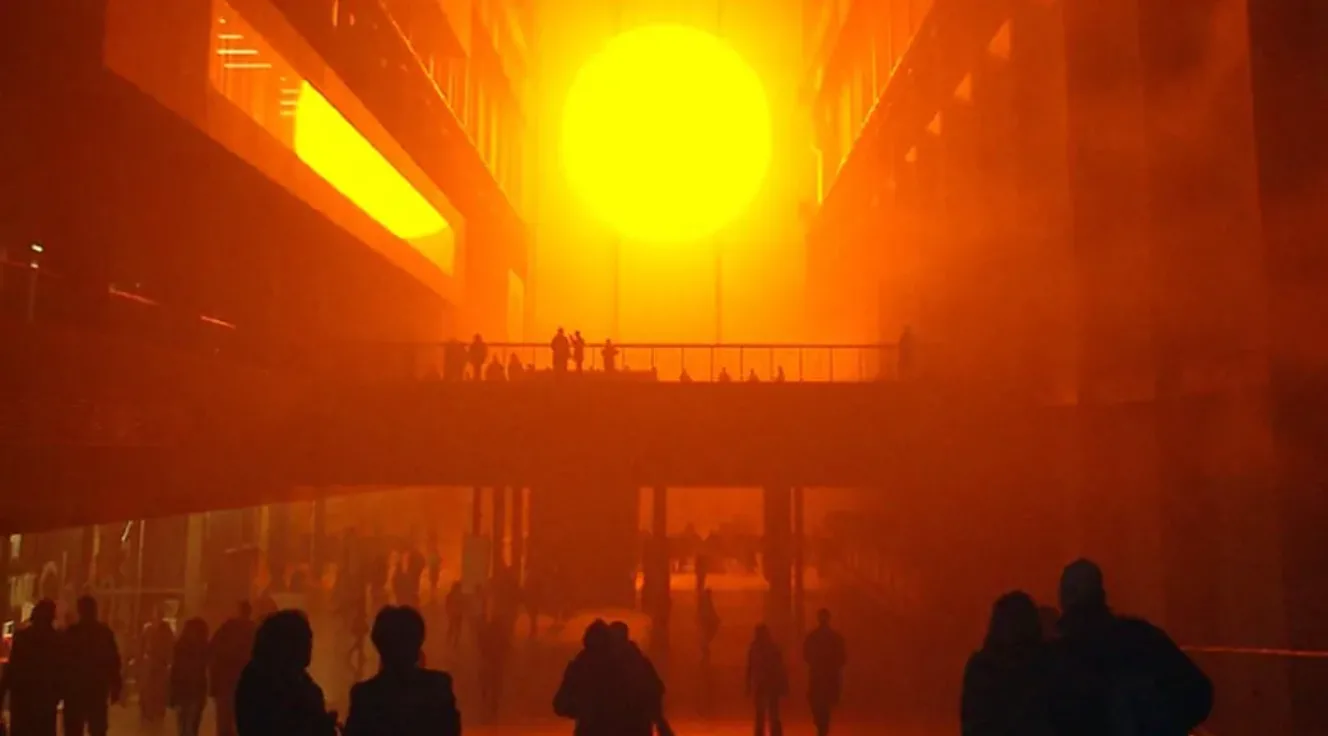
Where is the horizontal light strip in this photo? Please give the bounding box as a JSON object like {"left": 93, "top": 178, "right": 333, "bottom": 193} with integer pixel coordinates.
{"left": 217, "top": 48, "right": 259, "bottom": 56}
{"left": 222, "top": 62, "right": 273, "bottom": 69}
{"left": 217, "top": 33, "right": 244, "bottom": 40}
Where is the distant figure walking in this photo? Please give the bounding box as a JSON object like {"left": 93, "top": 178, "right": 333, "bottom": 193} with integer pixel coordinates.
{"left": 468, "top": 334, "right": 488, "bottom": 380}
{"left": 602, "top": 339, "right": 620, "bottom": 372}
{"left": 572, "top": 331, "right": 587, "bottom": 372}
{"left": 444, "top": 582, "right": 465, "bottom": 649}
{"left": 804, "top": 608, "right": 847, "bottom": 736}
{"left": 775, "top": 366, "right": 786, "bottom": 382}
{"left": 0, "top": 600, "right": 63, "bottom": 736}
{"left": 1048, "top": 559, "right": 1212, "bottom": 736}
{"left": 551, "top": 328, "right": 571, "bottom": 374}
{"left": 345, "top": 606, "right": 461, "bottom": 736}
{"left": 697, "top": 588, "right": 720, "bottom": 668}
{"left": 209, "top": 601, "right": 258, "bottom": 736}
{"left": 962, "top": 591, "right": 1053, "bottom": 736}
{"left": 718, "top": 367, "right": 733, "bottom": 383}
{"left": 746, "top": 624, "right": 788, "bottom": 736}
{"left": 140, "top": 615, "right": 175, "bottom": 724}
{"left": 64, "top": 596, "right": 123, "bottom": 736}
{"left": 485, "top": 356, "right": 506, "bottom": 381}
{"left": 171, "top": 618, "right": 211, "bottom": 736}
{"left": 234, "top": 610, "right": 335, "bottom": 736}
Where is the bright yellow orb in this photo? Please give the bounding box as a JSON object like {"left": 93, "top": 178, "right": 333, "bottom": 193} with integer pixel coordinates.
{"left": 562, "top": 24, "right": 772, "bottom": 243}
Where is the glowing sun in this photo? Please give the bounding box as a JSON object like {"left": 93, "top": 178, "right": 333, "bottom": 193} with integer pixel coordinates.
{"left": 562, "top": 24, "right": 772, "bottom": 243}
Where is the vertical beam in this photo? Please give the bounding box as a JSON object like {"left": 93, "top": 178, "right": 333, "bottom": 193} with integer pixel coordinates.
{"left": 471, "top": 486, "right": 485, "bottom": 535}
{"left": 763, "top": 486, "right": 793, "bottom": 636}
{"left": 510, "top": 488, "right": 527, "bottom": 584}
{"left": 492, "top": 486, "right": 508, "bottom": 576}
{"left": 647, "top": 486, "right": 671, "bottom": 653}
{"left": 1061, "top": 0, "right": 1167, "bottom": 623}
{"left": 1247, "top": 1, "right": 1328, "bottom": 730}
{"left": 0, "top": 533, "right": 10, "bottom": 627}
{"left": 792, "top": 486, "right": 806, "bottom": 637}
{"left": 311, "top": 499, "right": 327, "bottom": 581}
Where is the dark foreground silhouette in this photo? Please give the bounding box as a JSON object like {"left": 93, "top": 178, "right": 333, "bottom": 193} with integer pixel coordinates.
{"left": 345, "top": 605, "right": 461, "bottom": 736}
{"left": 555, "top": 618, "right": 668, "bottom": 736}
{"left": 962, "top": 559, "right": 1213, "bottom": 736}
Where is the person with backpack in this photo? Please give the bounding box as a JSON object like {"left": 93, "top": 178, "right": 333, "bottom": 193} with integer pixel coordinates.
{"left": 1048, "top": 559, "right": 1212, "bottom": 736}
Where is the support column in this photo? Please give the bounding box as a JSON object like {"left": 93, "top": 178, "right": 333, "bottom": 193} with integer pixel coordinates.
{"left": 0, "top": 532, "right": 10, "bottom": 627}
{"left": 647, "top": 487, "right": 671, "bottom": 653}
{"left": 510, "top": 488, "right": 527, "bottom": 584}
{"left": 1061, "top": 0, "right": 1167, "bottom": 623}
{"left": 471, "top": 487, "right": 485, "bottom": 535}
{"left": 763, "top": 487, "right": 793, "bottom": 637}
{"left": 492, "top": 487, "right": 508, "bottom": 576}
{"left": 311, "top": 499, "right": 327, "bottom": 582}
{"left": 792, "top": 486, "right": 806, "bottom": 638}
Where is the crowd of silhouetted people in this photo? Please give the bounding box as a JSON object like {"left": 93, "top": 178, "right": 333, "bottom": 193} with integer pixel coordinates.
{"left": 961, "top": 558, "right": 1213, "bottom": 736}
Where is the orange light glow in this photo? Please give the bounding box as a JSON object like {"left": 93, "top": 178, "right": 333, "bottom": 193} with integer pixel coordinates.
{"left": 292, "top": 82, "right": 453, "bottom": 266}
{"left": 562, "top": 24, "right": 772, "bottom": 243}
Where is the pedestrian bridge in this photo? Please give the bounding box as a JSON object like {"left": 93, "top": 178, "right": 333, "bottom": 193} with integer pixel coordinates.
{"left": 0, "top": 325, "right": 1258, "bottom": 531}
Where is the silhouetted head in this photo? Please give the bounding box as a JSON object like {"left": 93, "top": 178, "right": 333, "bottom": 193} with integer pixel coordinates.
{"left": 558, "top": 327, "right": 565, "bottom": 334}
{"left": 584, "top": 619, "right": 611, "bottom": 651}
{"left": 608, "top": 621, "right": 630, "bottom": 643}
{"left": 181, "top": 617, "right": 209, "bottom": 647}
{"left": 237, "top": 600, "right": 253, "bottom": 620}
{"left": 1059, "top": 558, "right": 1107, "bottom": 614}
{"left": 251, "top": 609, "right": 314, "bottom": 672}
{"left": 983, "top": 591, "right": 1042, "bottom": 653}
{"left": 473, "top": 334, "right": 481, "bottom": 342}
{"left": 817, "top": 608, "right": 831, "bottom": 627}
{"left": 753, "top": 623, "right": 772, "bottom": 644}
{"left": 77, "top": 595, "right": 98, "bottom": 623}
{"left": 30, "top": 599, "right": 56, "bottom": 627}
{"left": 371, "top": 605, "right": 427, "bottom": 671}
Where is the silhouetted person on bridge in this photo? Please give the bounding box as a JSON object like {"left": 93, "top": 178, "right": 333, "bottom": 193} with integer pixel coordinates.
{"left": 209, "top": 601, "right": 257, "bottom": 736}
{"left": 608, "top": 621, "right": 670, "bottom": 736}
{"left": 747, "top": 624, "right": 788, "bottom": 736}
{"left": 961, "top": 591, "right": 1053, "bottom": 736}
{"left": 171, "top": 617, "right": 211, "bottom": 736}
{"left": 552, "top": 328, "right": 571, "bottom": 373}
{"left": 507, "top": 353, "right": 525, "bottom": 380}
{"left": 444, "top": 581, "right": 465, "bottom": 648}
{"left": 680, "top": 367, "right": 693, "bottom": 382}
{"left": 804, "top": 608, "right": 846, "bottom": 736}
{"left": 775, "top": 366, "right": 786, "bottom": 382}
{"left": 64, "top": 596, "right": 122, "bottom": 736}
{"left": 468, "top": 334, "right": 488, "bottom": 380}
{"left": 718, "top": 367, "right": 733, "bottom": 382}
{"left": 345, "top": 606, "right": 460, "bottom": 736}
{"left": 1048, "top": 559, "right": 1212, "bottom": 736}
{"left": 0, "top": 600, "right": 62, "bottom": 736}
{"left": 235, "top": 610, "right": 334, "bottom": 736}
{"left": 555, "top": 620, "right": 642, "bottom": 736}
{"left": 572, "top": 331, "right": 586, "bottom": 372}
{"left": 478, "top": 606, "right": 513, "bottom": 720}
{"left": 898, "top": 325, "right": 917, "bottom": 380}
{"left": 443, "top": 339, "right": 466, "bottom": 382}
{"left": 485, "top": 356, "right": 506, "bottom": 381}
{"left": 602, "top": 339, "right": 620, "bottom": 372}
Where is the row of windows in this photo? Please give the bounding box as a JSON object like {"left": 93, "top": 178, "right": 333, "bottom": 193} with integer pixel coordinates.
{"left": 808, "top": 0, "right": 933, "bottom": 199}
{"left": 379, "top": 0, "right": 529, "bottom": 215}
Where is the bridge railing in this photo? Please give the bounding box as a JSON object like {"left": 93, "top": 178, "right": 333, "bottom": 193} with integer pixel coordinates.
{"left": 1182, "top": 645, "right": 1328, "bottom": 736}
{"left": 376, "top": 341, "right": 902, "bottom": 383}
